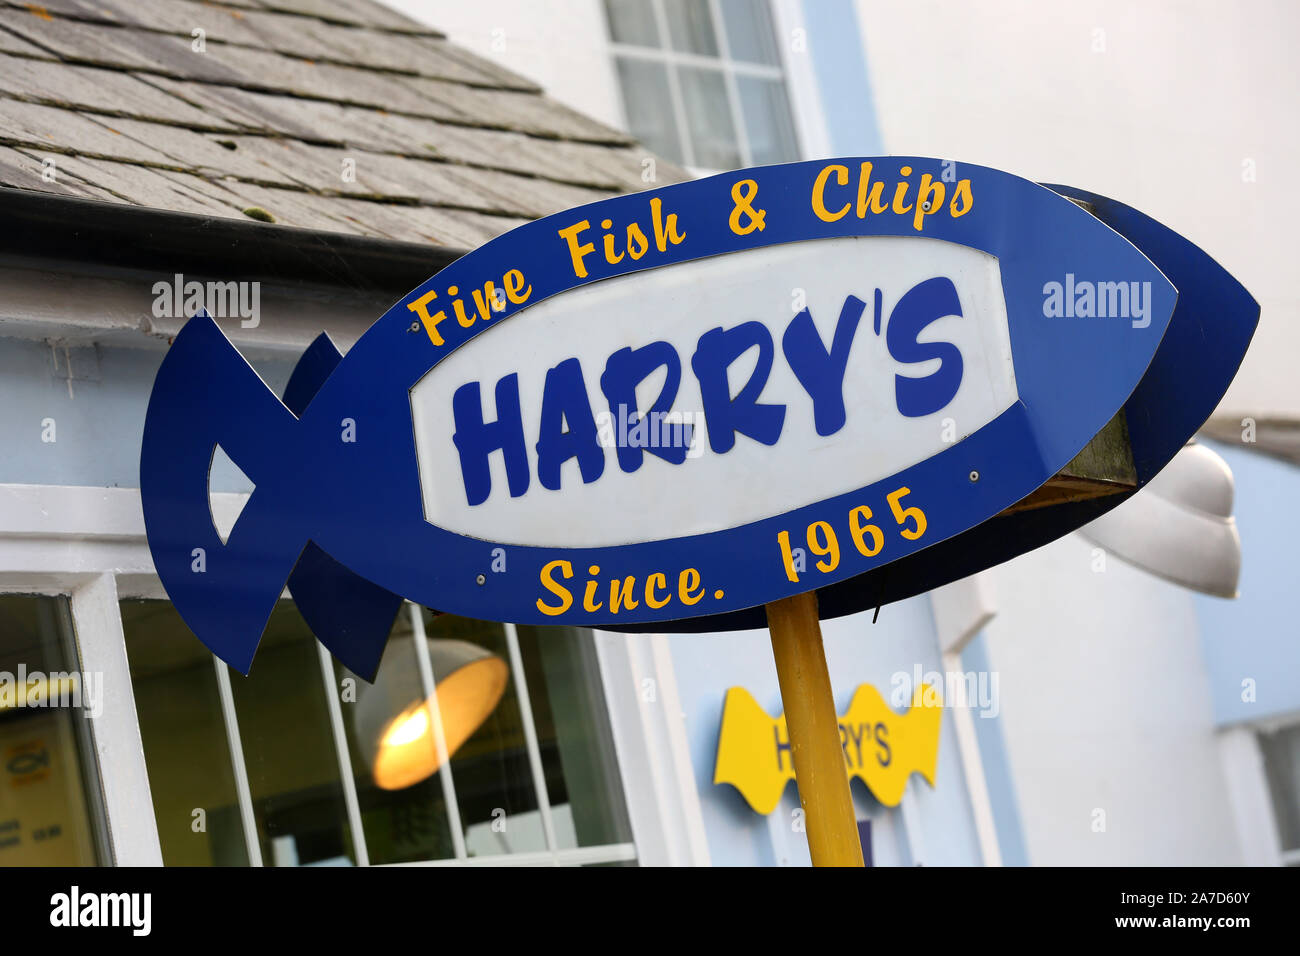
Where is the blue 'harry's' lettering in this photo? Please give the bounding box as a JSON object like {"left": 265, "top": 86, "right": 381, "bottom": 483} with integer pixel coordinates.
{"left": 691, "top": 321, "right": 786, "bottom": 454}
{"left": 774, "top": 724, "right": 793, "bottom": 772}
{"left": 874, "top": 721, "right": 891, "bottom": 766}
{"left": 536, "top": 357, "right": 605, "bottom": 491}
{"left": 450, "top": 278, "right": 966, "bottom": 504}
{"left": 782, "top": 295, "right": 867, "bottom": 436}
{"left": 885, "top": 276, "right": 964, "bottom": 417}
{"left": 452, "top": 374, "right": 530, "bottom": 506}
{"left": 599, "top": 342, "right": 692, "bottom": 472}
{"left": 845, "top": 720, "right": 867, "bottom": 767}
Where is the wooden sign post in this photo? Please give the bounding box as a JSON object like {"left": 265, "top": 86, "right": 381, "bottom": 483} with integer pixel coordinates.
{"left": 766, "top": 592, "right": 864, "bottom": 867}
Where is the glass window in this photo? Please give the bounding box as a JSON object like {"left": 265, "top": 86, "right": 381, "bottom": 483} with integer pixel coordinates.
{"left": 1259, "top": 724, "right": 1300, "bottom": 864}
{"left": 721, "top": 0, "right": 780, "bottom": 65}
{"left": 664, "top": 0, "right": 719, "bottom": 55}
{"left": 333, "top": 613, "right": 460, "bottom": 865}
{"left": 604, "top": 0, "right": 799, "bottom": 170}
{"left": 679, "top": 66, "right": 742, "bottom": 169}
{"left": 0, "top": 594, "right": 107, "bottom": 865}
{"left": 604, "top": 0, "right": 661, "bottom": 46}
{"left": 122, "top": 600, "right": 250, "bottom": 865}
{"left": 123, "top": 597, "right": 634, "bottom": 866}
{"left": 615, "top": 58, "right": 685, "bottom": 165}
{"left": 737, "top": 75, "right": 799, "bottom": 165}
{"left": 514, "top": 622, "right": 632, "bottom": 850}
{"left": 226, "top": 604, "right": 361, "bottom": 866}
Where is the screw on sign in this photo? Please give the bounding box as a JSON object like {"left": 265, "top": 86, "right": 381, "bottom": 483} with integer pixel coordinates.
{"left": 140, "top": 158, "right": 1258, "bottom": 866}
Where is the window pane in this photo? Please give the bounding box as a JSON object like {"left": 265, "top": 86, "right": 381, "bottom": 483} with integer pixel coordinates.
{"left": 615, "top": 57, "right": 685, "bottom": 164}
{"left": 721, "top": 0, "right": 780, "bottom": 65}
{"left": 737, "top": 75, "right": 799, "bottom": 164}
{"left": 226, "top": 604, "right": 360, "bottom": 866}
{"left": 1260, "top": 725, "right": 1300, "bottom": 854}
{"left": 0, "top": 594, "right": 106, "bottom": 865}
{"left": 678, "top": 65, "right": 741, "bottom": 169}
{"left": 126, "top": 598, "right": 634, "bottom": 865}
{"left": 122, "top": 600, "right": 249, "bottom": 865}
{"left": 664, "top": 0, "right": 720, "bottom": 55}
{"left": 339, "top": 610, "right": 460, "bottom": 864}
{"left": 604, "top": 0, "right": 661, "bottom": 47}
{"left": 411, "top": 611, "right": 544, "bottom": 859}
{"left": 125, "top": 599, "right": 465, "bottom": 865}
{"left": 516, "top": 624, "right": 633, "bottom": 849}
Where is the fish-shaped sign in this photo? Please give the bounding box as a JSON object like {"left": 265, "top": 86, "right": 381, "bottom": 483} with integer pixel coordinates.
{"left": 713, "top": 683, "right": 942, "bottom": 814}
{"left": 140, "top": 158, "right": 1258, "bottom": 677}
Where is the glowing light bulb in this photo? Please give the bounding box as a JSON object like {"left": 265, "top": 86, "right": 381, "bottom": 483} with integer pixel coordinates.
{"left": 382, "top": 705, "right": 430, "bottom": 748}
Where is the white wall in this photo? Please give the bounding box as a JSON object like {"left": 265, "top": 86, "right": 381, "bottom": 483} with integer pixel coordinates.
{"left": 386, "top": 0, "right": 625, "bottom": 127}
{"left": 854, "top": 0, "right": 1299, "bottom": 421}
{"left": 848, "top": 0, "right": 1297, "bottom": 866}
{"left": 981, "top": 532, "right": 1242, "bottom": 865}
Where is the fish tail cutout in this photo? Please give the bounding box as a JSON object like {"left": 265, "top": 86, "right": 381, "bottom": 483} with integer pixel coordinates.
{"left": 282, "top": 332, "right": 404, "bottom": 682}
{"left": 1041, "top": 183, "right": 1259, "bottom": 483}
{"left": 141, "top": 312, "right": 309, "bottom": 674}
{"left": 712, "top": 682, "right": 943, "bottom": 814}
{"left": 713, "top": 687, "right": 792, "bottom": 815}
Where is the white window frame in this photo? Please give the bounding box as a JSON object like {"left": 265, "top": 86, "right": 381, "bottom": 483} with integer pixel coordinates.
{"left": 770, "top": 0, "right": 832, "bottom": 160}
{"left": 928, "top": 571, "right": 1004, "bottom": 867}
{"left": 0, "top": 484, "right": 163, "bottom": 866}
{"left": 591, "top": 629, "right": 712, "bottom": 865}
{"left": 603, "top": 0, "right": 830, "bottom": 172}
{"left": 0, "top": 482, "right": 704, "bottom": 867}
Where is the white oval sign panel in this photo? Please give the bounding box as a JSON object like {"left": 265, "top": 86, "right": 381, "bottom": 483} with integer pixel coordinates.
{"left": 411, "top": 236, "right": 1017, "bottom": 548}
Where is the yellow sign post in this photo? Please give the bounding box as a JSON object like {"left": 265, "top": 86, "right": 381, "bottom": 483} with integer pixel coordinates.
{"left": 764, "top": 591, "right": 864, "bottom": 867}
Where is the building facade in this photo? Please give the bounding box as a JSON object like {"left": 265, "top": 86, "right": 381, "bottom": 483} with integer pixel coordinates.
{"left": 0, "top": 0, "right": 1294, "bottom": 868}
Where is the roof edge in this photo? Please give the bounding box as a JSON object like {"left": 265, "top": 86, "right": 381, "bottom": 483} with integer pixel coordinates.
{"left": 0, "top": 187, "right": 465, "bottom": 292}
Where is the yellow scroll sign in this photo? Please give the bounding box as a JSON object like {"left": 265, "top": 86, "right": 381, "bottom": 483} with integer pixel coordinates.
{"left": 714, "top": 683, "right": 942, "bottom": 815}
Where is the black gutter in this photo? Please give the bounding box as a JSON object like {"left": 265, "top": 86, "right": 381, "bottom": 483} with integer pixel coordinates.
{"left": 0, "top": 187, "right": 466, "bottom": 294}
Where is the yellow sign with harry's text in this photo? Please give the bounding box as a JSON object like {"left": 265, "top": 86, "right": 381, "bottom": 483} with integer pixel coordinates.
{"left": 713, "top": 683, "right": 941, "bottom": 815}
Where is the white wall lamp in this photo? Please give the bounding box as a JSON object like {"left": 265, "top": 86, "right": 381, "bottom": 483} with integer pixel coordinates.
{"left": 1081, "top": 441, "right": 1241, "bottom": 597}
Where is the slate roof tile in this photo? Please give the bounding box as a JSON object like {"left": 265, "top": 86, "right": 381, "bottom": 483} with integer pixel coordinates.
{"left": 0, "top": 19, "right": 46, "bottom": 54}
{"left": 0, "top": 142, "right": 123, "bottom": 200}
{"left": 0, "top": 54, "right": 240, "bottom": 129}
{"left": 22, "top": 150, "right": 242, "bottom": 213}
{"left": 80, "top": 113, "right": 305, "bottom": 184}
{"left": 3, "top": 10, "right": 221, "bottom": 76}
{"left": 185, "top": 174, "right": 392, "bottom": 233}
{"left": 248, "top": 0, "right": 442, "bottom": 36}
{"left": 134, "top": 73, "right": 332, "bottom": 135}
{"left": 0, "top": 97, "right": 178, "bottom": 163}
{"left": 0, "top": 0, "right": 689, "bottom": 249}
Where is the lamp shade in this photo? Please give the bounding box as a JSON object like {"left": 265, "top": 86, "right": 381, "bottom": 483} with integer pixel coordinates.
{"left": 1080, "top": 441, "right": 1241, "bottom": 597}
{"left": 353, "top": 637, "right": 508, "bottom": 791}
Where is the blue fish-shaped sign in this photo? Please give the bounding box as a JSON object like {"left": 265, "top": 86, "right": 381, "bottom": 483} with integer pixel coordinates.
{"left": 140, "top": 158, "right": 1257, "bottom": 677}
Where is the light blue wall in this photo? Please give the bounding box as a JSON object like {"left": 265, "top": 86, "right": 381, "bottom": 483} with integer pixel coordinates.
{"left": 0, "top": 338, "right": 291, "bottom": 492}
{"left": 668, "top": 595, "right": 985, "bottom": 866}
{"left": 1195, "top": 440, "right": 1300, "bottom": 726}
